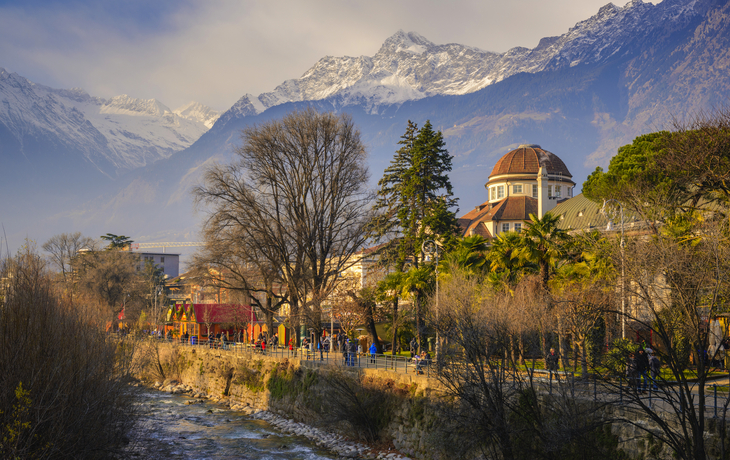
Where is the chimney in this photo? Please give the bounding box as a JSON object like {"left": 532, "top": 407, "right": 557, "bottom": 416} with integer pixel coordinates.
{"left": 537, "top": 166, "right": 548, "bottom": 218}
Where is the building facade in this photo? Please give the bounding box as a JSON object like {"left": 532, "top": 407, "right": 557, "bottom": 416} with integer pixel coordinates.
{"left": 459, "top": 144, "right": 576, "bottom": 238}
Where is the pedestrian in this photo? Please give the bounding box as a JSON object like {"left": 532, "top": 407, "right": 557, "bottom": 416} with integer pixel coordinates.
{"left": 410, "top": 337, "right": 417, "bottom": 358}
{"left": 369, "top": 342, "right": 377, "bottom": 364}
{"left": 647, "top": 348, "right": 660, "bottom": 391}
{"left": 546, "top": 348, "right": 559, "bottom": 374}
{"left": 342, "top": 338, "right": 349, "bottom": 366}
{"left": 413, "top": 352, "right": 422, "bottom": 373}
{"left": 626, "top": 352, "right": 638, "bottom": 391}
{"left": 261, "top": 338, "right": 266, "bottom": 354}
{"left": 318, "top": 337, "right": 324, "bottom": 361}
{"left": 636, "top": 348, "right": 650, "bottom": 393}
{"left": 349, "top": 340, "right": 358, "bottom": 366}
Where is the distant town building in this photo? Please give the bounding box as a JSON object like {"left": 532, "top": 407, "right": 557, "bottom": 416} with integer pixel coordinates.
{"left": 138, "top": 252, "right": 180, "bottom": 278}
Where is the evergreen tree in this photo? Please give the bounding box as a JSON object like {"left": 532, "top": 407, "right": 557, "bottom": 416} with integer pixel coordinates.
{"left": 367, "top": 120, "right": 460, "bottom": 352}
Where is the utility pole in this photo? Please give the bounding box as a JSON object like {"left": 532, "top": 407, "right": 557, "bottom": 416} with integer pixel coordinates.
{"left": 422, "top": 240, "right": 441, "bottom": 368}
{"left": 602, "top": 199, "right": 625, "bottom": 339}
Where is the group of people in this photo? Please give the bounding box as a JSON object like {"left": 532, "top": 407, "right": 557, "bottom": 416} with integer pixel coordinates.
{"left": 627, "top": 347, "right": 661, "bottom": 392}
{"left": 254, "top": 331, "right": 279, "bottom": 354}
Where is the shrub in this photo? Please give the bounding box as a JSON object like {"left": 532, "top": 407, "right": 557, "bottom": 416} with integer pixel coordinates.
{"left": 0, "top": 246, "right": 136, "bottom": 459}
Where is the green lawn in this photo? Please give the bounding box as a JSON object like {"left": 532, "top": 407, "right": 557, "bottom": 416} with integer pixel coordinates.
{"left": 383, "top": 351, "right": 412, "bottom": 358}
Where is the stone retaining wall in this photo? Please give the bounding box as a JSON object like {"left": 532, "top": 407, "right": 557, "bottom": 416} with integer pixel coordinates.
{"left": 140, "top": 343, "right": 730, "bottom": 460}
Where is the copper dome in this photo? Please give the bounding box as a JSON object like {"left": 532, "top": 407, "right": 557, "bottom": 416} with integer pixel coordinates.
{"left": 489, "top": 144, "right": 572, "bottom": 179}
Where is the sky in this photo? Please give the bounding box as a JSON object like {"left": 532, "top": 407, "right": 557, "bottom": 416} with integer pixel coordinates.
{"left": 0, "top": 0, "right": 658, "bottom": 112}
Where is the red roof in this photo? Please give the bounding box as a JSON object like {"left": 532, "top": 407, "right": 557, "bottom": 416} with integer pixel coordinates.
{"left": 489, "top": 145, "right": 572, "bottom": 179}
{"left": 458, "top": 196, "right": 537, "bottom": 238}
{"left": 192, "top": 304, "right": 257, "bottom": 324}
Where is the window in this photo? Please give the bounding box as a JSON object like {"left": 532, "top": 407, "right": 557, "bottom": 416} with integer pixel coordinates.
{"left": 497, "top": 185, "right": 505, "bottom": 199}
{"left": 513, "top": 184, "right": 522, "bottom": 194}
{"left": 548, "top": 185, "right": 553, "bottom": 197}
{"left": 555, "top": 186, "right": 561, "bottom": 197}
{"left": 532, "top": 184, "right": 538, "bottom": 198}
{"left": 490, "top": 187, "right": 496, "bottom": 200}
{"left": 161, "top": 257, "right": 165, "bottom": 263}
{"left": 568, "top": 187, "right": 572, "bottom": 197}
{"left": 502, "top": 223, "right": 510, "bottom": 233}
{"left": 514, "top": 223, "right": 522, "bottom": 233}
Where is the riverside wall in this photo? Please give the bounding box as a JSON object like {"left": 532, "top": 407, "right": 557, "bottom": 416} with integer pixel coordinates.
{"left": 138, "top": 343, "right": 730, "bottom": 460}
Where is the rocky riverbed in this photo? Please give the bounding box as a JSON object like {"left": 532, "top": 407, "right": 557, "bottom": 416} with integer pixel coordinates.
{"left": 141, "top": 380, "right": 411, "bottom": 460}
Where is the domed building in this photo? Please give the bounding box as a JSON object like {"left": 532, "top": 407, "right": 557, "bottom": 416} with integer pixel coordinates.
{"left": 459, "top": 144, "right": 576, "bottom": 238}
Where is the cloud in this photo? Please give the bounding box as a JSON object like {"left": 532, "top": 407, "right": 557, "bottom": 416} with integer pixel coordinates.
{"left": 0, "top": 0, "right": 659, "bottom": 111}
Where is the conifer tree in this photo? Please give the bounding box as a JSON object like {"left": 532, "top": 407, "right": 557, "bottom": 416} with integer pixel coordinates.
{"left": 368, "top": 120, "right": 460, "bottom": 352}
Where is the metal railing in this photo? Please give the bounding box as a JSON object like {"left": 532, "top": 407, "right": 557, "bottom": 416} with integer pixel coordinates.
{"left": 158, "top": 336, "right": 730, "bottom": 418}
{"left": 162, "top": 337, "right": 434, "bottom": 377}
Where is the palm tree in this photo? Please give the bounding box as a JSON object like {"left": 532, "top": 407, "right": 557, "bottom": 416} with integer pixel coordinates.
{"left": 439, "top": 235, "right": 490, "bottom": 276}
{"left": 515, "top": 213, "right": 569, "bottom": 290}
{"left": 487, "top": 232, "right": 534, "bottom": 291}
{"left": 512, "top": 212, "right": 570, "bottom": 362}
{"left": 399, "top": 265, "right": 434, "bottom": 353}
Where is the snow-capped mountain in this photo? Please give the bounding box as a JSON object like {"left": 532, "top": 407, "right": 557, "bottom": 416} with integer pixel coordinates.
{"left": 4, "top": 0, "right": 730, "bottom": 262}
{"left": 0, "top": 68, "right": 219, "bottom": 174}
{"left": 225, "top": 0, "right": 702, "bottom": 119}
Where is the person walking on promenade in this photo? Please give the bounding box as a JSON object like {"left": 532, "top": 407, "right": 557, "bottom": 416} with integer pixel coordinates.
{"left": 647, "top": 348, "right": 660, "bottom": 391}
{"left": 318, "top": 337, "right": 324, "bottom": 361}
{"left": 636, "top": 348, "right": 650, "bottom": 393}
{"left": 369, "top": 342, "right": 377, "bottom": 364}
{"left": 626, "top": 352, "right": 638, "bottom": 391}
{"left": 410, "top": 337, "right": 418, "bottom": 358}
{"left": 546, "top": 348, "right": 559, "bottom": 375}
{"left": 342, "top": 338, "right": 349, "bottom": 366}
{"left": 349, "top": 340, "right": 358, "bottom": 366}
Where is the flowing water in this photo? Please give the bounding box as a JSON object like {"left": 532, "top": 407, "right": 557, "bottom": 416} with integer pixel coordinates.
{"left": 126, "top": 388, "right": 338, "bottom": 460}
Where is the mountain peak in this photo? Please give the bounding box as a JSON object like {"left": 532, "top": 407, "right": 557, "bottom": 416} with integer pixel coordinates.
{"left": 380, "top": 30, "right": 434, "bottom": 55}
{"left": 101, "top": 95, "right": 171, "bottom": 117}
{"left": 173, "top": 101, "right": 221, "bottom": 129}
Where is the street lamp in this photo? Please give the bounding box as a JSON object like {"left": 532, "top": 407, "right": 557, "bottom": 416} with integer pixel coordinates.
{"left": 601, "top": 199, "right": 625, "bottom": 339}
{"left": 422, "top": 239, "right": 441, "bottom": 367}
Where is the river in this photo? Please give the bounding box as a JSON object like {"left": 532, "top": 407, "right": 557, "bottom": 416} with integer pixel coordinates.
{"left": 126, "top": 388, "right": 339, "bottom": 460}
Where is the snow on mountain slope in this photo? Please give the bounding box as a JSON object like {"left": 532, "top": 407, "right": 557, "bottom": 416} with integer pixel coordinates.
{"left": 173, "top": 101, "right": 221, "bottom": 129}
{"left": 227, "top": 0, "right": 701, "bottom": 118}
{"left": 0, "top": 68, "right": 219, "bottom": 173}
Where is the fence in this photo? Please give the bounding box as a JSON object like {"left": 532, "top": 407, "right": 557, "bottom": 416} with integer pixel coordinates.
{"left": 163, "top": 336, "right": 436, "bottom": 377}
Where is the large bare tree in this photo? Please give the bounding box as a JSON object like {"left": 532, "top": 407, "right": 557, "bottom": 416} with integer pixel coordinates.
{"left": 195, "top": 108, "right": 371, "bottom": 345}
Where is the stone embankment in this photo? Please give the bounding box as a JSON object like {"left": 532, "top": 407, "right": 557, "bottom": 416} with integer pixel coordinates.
{"left": 140, "top": 343, "right": 730, "bottom": 460}
{"left": 149, "top": 378, "right": 411, "bottom": 460}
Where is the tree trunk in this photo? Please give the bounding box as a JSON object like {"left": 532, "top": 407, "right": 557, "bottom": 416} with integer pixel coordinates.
{"left": 519, "top": 334, "right": 526, "bottom": 366}
{"left": 580, "top": 339, "right": 588, "bottom": 379}
{"left": 415, "top": 294, "right": 423, "bottom": 353}
{"left": 391, "top": 297, "right": 399, "bottom": 355}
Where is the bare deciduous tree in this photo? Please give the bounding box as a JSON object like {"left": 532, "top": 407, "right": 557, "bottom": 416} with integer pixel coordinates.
{"left": 42, "top": 232, "right": 95, "bottom": 282}
{"left": 431, "top": 268, "right": 617, "bottom": 460}
{"left": 194, "top": 108, "right": 371, "bottom": 345}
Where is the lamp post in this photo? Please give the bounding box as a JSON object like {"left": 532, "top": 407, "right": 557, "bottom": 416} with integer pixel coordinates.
{"left": 601, "top": 199, "right": 625, "bottom": 339}
{"left": 422, "top": 240, "right": 440, "bottom": 367}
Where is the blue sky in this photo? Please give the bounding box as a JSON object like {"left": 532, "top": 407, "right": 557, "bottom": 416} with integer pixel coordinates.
{"left": 0, "top": 0, "right": 660, "bottom": 111}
